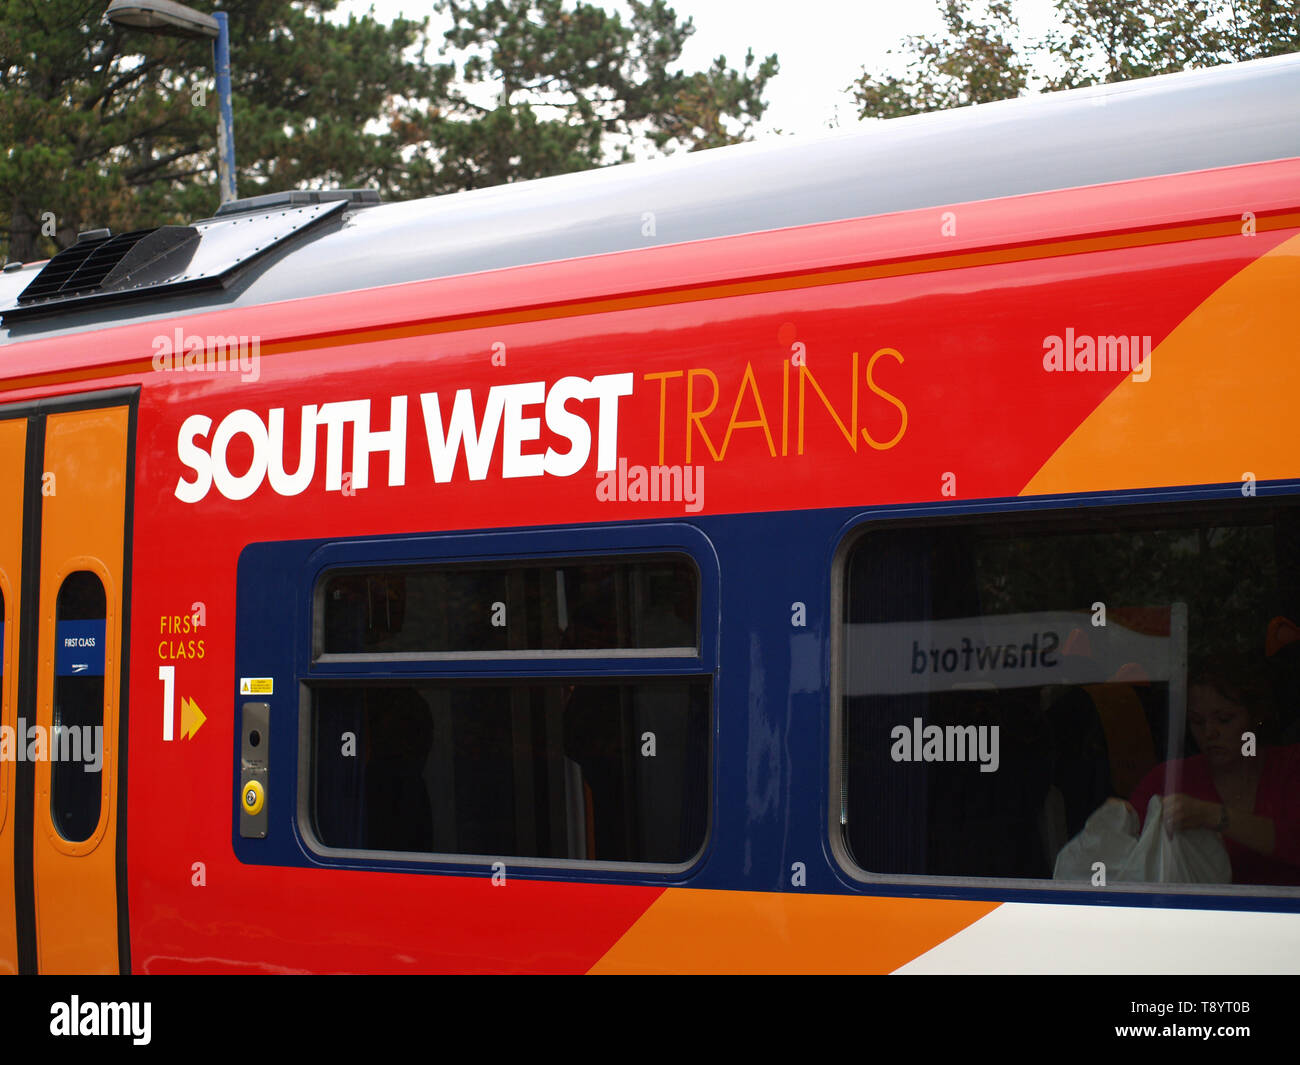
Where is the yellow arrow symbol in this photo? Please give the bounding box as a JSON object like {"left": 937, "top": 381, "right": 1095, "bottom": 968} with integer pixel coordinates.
{"left": 181, "top": 696, "right": 206, "bottom": 740}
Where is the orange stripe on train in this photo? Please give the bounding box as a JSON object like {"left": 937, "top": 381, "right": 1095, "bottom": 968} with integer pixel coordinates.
{"left": 1025, "top": 230, "right": 1300, "bottom": 495}
{"left": 588, "top": 889, "right": 998, "bottom": 974}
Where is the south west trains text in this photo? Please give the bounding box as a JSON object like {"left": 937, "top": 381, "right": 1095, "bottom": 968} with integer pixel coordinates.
{"left": 174, "top": 373, "right": 634, "bottom": 503}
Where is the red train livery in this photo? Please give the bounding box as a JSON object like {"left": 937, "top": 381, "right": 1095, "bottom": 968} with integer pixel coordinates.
{"left": 1, "top": 53, "right": 1299, "bottom": 973}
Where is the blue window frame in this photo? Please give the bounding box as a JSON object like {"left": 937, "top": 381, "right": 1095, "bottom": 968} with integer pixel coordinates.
{"left": 234, "top": 522, "right": 718, "bottom": 876}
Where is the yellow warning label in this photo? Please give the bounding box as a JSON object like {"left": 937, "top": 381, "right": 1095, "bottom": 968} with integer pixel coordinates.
{"left": 239, "top": 677, "right": 274, "bottom": 696}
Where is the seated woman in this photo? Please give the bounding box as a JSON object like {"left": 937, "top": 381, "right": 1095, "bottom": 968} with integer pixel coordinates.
{"left": 1130, "top": 654, "right": 1300, "bottom": 886}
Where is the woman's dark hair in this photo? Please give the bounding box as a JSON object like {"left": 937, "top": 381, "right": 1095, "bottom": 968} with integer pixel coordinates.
{"left": 1187, "top": 646, "right": 1276, "bottom": 740}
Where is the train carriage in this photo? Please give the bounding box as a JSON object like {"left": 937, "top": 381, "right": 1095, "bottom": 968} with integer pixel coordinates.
{"left": 1, "top": 52, "right": 1299, "bottom": 973}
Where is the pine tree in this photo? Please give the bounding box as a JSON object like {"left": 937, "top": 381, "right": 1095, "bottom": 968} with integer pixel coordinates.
{"left": 394, "top": 0, "right": 778, "bottom": 197}
{"left": 0, "top": 0, "right": 777, "bottom": 263}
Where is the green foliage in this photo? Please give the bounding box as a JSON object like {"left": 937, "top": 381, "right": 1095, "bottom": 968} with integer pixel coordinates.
{"left": 1223, "top": 0, "right": 1300, "bottom": 59}
{"left": 1, "top": 0, "right": 434, "bottom": 261}
{"left": 851, "top": 0, "right": 1299, "bottom": 120}
{"left": 851, "top": 0, "right": 1029, "bottom": 119}
{"left": 0, "top": 0, "right": 776, "bottom": 262}
{"left": 1044, "top": 0, "right": 1228, "bottom": 88}
{"left": 393, "top": 0, "right": 777, "bottom": 196}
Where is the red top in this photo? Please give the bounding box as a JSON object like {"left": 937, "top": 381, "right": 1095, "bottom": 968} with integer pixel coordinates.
{"left": 1130, "top": 745, "right": 1300, "bottom": 886}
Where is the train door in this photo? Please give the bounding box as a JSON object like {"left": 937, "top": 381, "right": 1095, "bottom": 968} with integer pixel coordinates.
{"left": 0, "top": 389, "right": 135, "bottom": 974}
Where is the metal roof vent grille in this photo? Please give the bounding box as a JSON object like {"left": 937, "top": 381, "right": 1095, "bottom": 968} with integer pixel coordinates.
{"left": 2, "top": 198, "right": 348, "bottom": 324}
{"left": 17, "top": 225, "right": 199, "bottom": 305}
{"left": 19, "top": 230, "right": 139, "bottom": 301}
{"left": 61, "top": 230, "right": 149, "bottom": 293}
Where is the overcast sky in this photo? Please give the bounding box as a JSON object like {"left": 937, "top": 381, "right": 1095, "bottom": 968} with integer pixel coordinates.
{"left": 333, "top": 0, "right": 1066, "bottom": 140}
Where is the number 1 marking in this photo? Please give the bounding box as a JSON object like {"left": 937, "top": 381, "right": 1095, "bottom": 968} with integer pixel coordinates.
{"left": 160, "top": 664, "right": 175, "bottom": 741}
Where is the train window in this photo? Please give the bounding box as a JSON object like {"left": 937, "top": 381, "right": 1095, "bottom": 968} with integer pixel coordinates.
{"left": 310, "top": 678, "right": 709, "bottom": 863}
{"left": 317, "top": 555, "right": 698, "bottom": 656}
{"left": 299, "top": 543, "right": 714, "bottom": 869}
{"left": 51, "top": 571, "right": 107, "bottom": 843}
{"left": 838, "top": 498, "right": 1300, "bottom": 889}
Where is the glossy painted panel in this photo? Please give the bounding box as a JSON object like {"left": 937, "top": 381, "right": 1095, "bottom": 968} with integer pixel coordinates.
{"left": 32, "top": 406, "right": 128, "bottom": 973}
{"left": 0, "top": 417, "right": 25, "bottom": 974}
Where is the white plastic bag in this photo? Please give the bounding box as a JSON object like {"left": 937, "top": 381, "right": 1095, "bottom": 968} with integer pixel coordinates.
{"left": 1053, "top": 797, "right": 1138, "bottom": 881}
{"left": 1053, "top": 796, "right": 1232, "bottom": 885}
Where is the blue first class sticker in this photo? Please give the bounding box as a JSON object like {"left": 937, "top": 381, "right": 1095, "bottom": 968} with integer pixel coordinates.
{"left": 55, "top": 620, "right": 106, "bottom": 677}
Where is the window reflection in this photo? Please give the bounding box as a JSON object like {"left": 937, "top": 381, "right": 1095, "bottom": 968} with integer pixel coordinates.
{"left": 841, "top": 503, "right": 1300, "bottom": 888}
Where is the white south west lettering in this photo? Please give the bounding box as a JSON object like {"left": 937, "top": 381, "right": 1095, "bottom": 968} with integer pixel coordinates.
{"left": 174, "top": 373, "right": 634, "bottom": 503}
